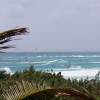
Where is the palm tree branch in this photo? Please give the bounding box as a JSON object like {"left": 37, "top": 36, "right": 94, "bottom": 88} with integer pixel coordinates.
{"left": 0, "top": 27, "right": 28, "bottom": 51}
{"left": 22, "top": 88, "right": 96, "bottom": 100}
{"left": 0, "top": 80, "right": 96, "bottom": 100}
{"left": 0, "top": 45, "right": 14, "bottom": 50}
{"left": 0, "top": 27, "right": 28, "bottom": 40}
{"left": 0, "top": 38, "right": 11, "bottom": 44}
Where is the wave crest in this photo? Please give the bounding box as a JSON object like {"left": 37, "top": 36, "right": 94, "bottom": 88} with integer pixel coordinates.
{"left": 0, "top": 67, "right": 13, "bottom": 74}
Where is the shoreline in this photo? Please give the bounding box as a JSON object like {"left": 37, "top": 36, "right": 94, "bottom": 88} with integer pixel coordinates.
{"left": 0, "top": 66, "right": 99, "bottom": 80}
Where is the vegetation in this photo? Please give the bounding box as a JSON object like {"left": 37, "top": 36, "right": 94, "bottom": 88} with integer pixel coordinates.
{"left": 0, "top": 27, "right": 99, "bottom": 99}
{"left": 0, "top": 27, "right": 28, "bottom": 52}
{"left": 0, "top": 66, "right": 99, "bottom": 100}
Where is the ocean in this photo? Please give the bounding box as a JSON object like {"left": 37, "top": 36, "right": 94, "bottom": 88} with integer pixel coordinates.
{"left": 0, "top": 52, "right": 100, "bottom": 79}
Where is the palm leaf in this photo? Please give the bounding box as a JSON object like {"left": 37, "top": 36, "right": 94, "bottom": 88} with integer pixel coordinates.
{"left": 22, "top": 88, "right": 96, "bottom": 100}
{"left": 0, "top": 45, "right": 14, "bottom": 50}
{"left": 0, "top": 27, "right": 28, "bottom": 51}
{"left": 0, "top": 80, "right": 96, "bottom": 100}
{"left": 0, "top": 27, "right": 28, "bottom": 40}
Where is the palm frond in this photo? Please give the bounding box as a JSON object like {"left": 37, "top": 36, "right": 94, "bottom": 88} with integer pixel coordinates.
{"left": 0, "top": 27, "right": 28, "bottom": 51}
{"left": 0, "top": 80, "right": 45, "bottom": 100}
{"left": 0, "top": 27, "right": 28, "bottom": 40}
{"left": 0, "top": 38, "right": 11, "bottom": 44}
{"left": 22, "top": 88, "right": 96, "bottom": 100}
{"left": 0, "top": 45, "right": 14, "bottom": 50}
{"left": 0, "top": 80, "right": 96, "bottom": 100}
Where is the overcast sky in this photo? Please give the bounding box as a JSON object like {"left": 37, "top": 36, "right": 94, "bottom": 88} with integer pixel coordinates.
{"left": 0, "top": 0, "right": 100, "bottom": 52}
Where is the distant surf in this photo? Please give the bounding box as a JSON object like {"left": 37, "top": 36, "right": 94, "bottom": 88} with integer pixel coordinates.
{"left": 55, "top": 68, "right": 99, "bottom": 79}
{"left": 0, "top": 52, "right": 100, "bottom": 79}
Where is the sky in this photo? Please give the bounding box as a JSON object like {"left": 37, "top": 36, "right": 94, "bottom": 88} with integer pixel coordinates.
{"left": 0, "top": 0, "right": 100, "bottom": 52}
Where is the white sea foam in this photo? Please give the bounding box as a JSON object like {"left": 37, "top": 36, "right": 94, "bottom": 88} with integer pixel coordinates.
{"left": 14, "top": 55, "right": 100, "bottom": 58}
{"left": 71, "top": 55, "right": 85, "bottom": 57}
{"left": 19, "top": 61, "right": 47, "bottom": 64}
{"left": 0, "top": 67, "right": 13, "bottom": 74}
{"left": 19, "top": 59, "right": 59, "bottom": 65}
{"left": 88, "top": 62, "right": 100, "bottom": 64}
{"left": 89, "top": 55, "right": 100, "bottom": 57}
{"left": 54, "top": 56, "right": 67, "bottom": 58}
{"left": 55, "top": 69, "right": 99, "bottom": 79}
{"left": 53, "top": 66, "right": 82, "bottom": 72}
{"left": 71, "top": 55, "right": 100, "bottom": 58}
{"left": 35, "top": 60, "right": 60, "bottom": 66}
{"left": 68, "top": 65, "right": 82, "bottom": 70}
{"left": 36, "top": 56, "right": 43, "bottom": 58}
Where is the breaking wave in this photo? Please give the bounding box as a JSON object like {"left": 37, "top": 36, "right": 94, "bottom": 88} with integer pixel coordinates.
{"left": 19, "top": 59, "right": 59, "bottom": 64}
{"left": 71, "top": 55, "right": 100, "bottom": 58}
{"left": 0, "top": 67, "right": 13, "bottom": 74}
{"left": 55, "top": 68, "right": 99, "bottom": 79}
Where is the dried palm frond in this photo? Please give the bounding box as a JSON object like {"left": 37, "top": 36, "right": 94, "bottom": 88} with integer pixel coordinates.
{"left": 0, "top": 80, "right": 96, "bottom": 100}
{"left": 22, "top": 88, "right": 96, "bottom": 100}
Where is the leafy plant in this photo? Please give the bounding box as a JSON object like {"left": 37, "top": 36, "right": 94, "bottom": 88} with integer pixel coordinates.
{"left": 0, "top": 80, "right": 96, "bottom": 100}
{"left": 0, "top": 28, "right": 98, "bottom": 100}
{"left": 0, "top": 27, "right": 28, "bottom": 52}
{"left": 0, "top": 66, "right": 97, "bottom": 100}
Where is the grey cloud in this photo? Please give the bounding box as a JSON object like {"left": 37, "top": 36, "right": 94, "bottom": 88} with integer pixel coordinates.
{"left": 0, "top": 0, "right": 100, "bottom": 52}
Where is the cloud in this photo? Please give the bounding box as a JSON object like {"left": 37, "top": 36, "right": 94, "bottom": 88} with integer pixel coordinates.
{"left": 0, "top": 0, "right": 100, "bottom": 52}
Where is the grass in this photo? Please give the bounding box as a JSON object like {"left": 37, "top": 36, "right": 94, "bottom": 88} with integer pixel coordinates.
{"left": 0, "top": 65, "right": 99, "bottom": 100}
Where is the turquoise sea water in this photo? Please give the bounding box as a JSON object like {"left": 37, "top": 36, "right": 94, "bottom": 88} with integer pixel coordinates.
{"left": 0, "top": 52, "right": 100, "bottom": 79}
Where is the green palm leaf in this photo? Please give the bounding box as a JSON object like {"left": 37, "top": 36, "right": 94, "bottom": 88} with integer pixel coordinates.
{"left": 0, "top": 27, "right": 28, "bottom": 51}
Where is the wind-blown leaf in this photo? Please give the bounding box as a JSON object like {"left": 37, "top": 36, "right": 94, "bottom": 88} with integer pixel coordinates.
{"left": 0, "top": 27, "right": 28, "bottom": 51}
{"left": 0, "top": 38, "right": 11, "bottom": 44}
{"left": 0, "top": 27, "right": 28, "bottom": 40}
{"left": 0, "top": 45, "right": 14, "bottom": 50}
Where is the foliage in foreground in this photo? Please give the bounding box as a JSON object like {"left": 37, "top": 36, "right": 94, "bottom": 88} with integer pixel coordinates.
{"left": 0, "top": 66, "right": 99, "bottom": 100}
{"left": 0, "top": 80, "right": 95, "bottom": 100}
